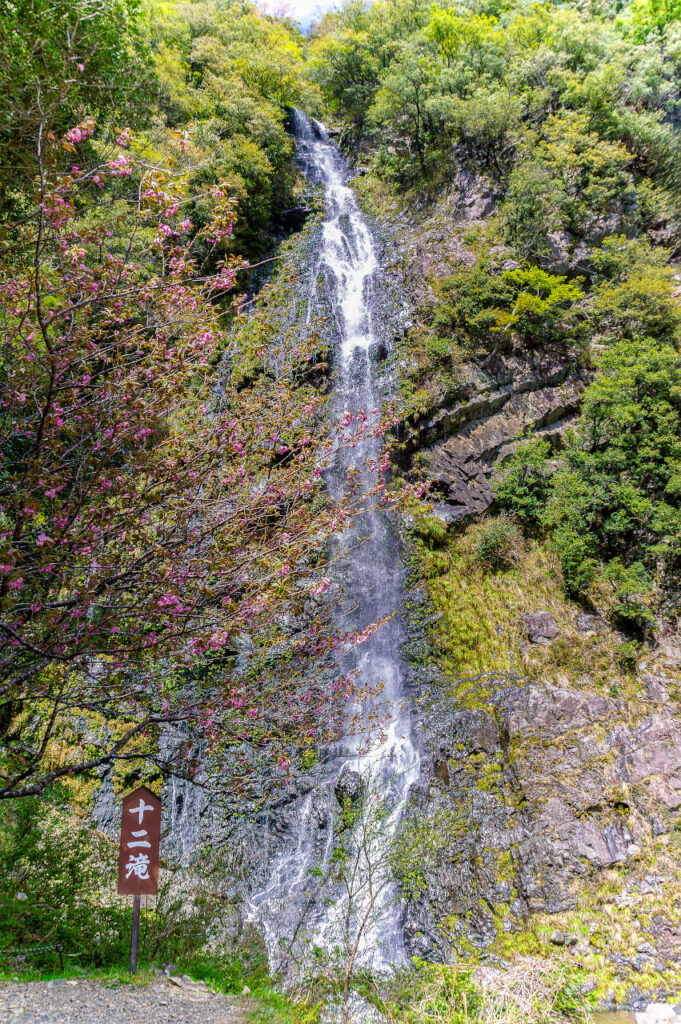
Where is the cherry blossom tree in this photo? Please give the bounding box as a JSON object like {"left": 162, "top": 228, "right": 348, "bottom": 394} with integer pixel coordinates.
{"left": 0, "top": 118, "right": 365, "bottom": 800}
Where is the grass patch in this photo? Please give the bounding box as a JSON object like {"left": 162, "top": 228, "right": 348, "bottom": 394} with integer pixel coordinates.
{"left": 385, "top": 958, "right": 594, "bottom": 1023}
{"left": 412, "top": 513, "right": 637, "bottom": 699}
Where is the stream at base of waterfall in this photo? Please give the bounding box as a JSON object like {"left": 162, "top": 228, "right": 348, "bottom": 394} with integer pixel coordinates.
{"left": 247, "top": 110, "right": 420, "bottom": 981}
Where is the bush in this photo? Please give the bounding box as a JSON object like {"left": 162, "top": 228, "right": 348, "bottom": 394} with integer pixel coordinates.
{"left": 426, "top": 333, "right": 457, "bottom": 363}
{"left": 0, "top": 789, "right": 243, "bottom": 978}
{"left": 473, "top": 516, "right": 521, "bottom": 572}
{"left": 602, "top": 559, "right": 656, "bottom": 639}
{"left": 495, "top": 438, "right": 553, "bottom": 532}
{"left": 0, "top": 792, "right": 130, "bottom": 972}
{"left": 616, "top": 639, "right": 641, "bottom": 674}
{"left": 432, "top": 262, "right": 584, "bottom": 352}
{"left": 385, "top": 958, "right": 594, "bottom": 1024}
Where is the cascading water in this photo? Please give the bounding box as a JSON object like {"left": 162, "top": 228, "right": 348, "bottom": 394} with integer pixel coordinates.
{"left": 248, "top": 110, "right": 419, "bottom": 978}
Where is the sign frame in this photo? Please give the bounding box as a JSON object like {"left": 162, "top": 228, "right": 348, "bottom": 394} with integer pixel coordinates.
{"left": 117, "top": 785, "right": 162, "bottom": 897}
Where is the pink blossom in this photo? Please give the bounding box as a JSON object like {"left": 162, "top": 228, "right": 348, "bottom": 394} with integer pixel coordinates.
{"left": 310, "top": 577, "right": 330, "bottom": 598}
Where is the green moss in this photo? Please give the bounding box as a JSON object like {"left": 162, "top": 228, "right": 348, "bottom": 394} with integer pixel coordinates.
{"left": 409, "top": 511, "right": 635, "bottom": 699}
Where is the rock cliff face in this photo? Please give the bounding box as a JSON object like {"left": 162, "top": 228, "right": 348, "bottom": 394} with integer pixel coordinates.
{"left": 398, "top": 346, "right": 588, "bottom": 520}
{"left": 366, "top": 170, "right": 591, "bottom": 519}
{"left": 359, "top": 172, "right": 681, "bottom": 1006}
{"left": 402, "top": 637, "right": 681, "bottom": 1005}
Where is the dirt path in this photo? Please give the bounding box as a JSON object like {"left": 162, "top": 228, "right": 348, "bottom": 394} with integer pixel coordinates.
{"left": 0, "top": 975, "right": 257, "bottom": 1024}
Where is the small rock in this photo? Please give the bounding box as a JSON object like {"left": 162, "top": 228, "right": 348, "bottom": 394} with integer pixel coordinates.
{"left": 334, "top": 767, "right": 363, "bottom": 805}
{"left": 242, "top": 985, "right": 251, "bottom": 995}
{"left": 549, "top": 930, "right": 566, "bottom": 945}
{"left": 168, "top": 976, "right": 185, "bottom": 988}
{"left": 577, "top": 613, "right": 598, "bottom": 633}
{"left": 523, "top": 611, "right": 559, "bottom": 643}
{"left": 565, "top": 934, "right": 578, "bottom": 947}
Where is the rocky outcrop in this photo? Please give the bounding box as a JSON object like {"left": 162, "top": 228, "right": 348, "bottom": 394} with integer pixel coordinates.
{"left": 402, "top": 641, "right": 681, "bottom": 1002}
{"left": 396, "top": 345, "right": 588, "bottom": 519}
{"left": 359, "top": 145, "right": 681, "bottom": 1009}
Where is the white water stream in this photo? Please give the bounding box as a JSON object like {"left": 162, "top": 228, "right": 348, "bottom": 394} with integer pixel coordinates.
{"left": 248, "top": 111, "right": 419, "bottom": 976}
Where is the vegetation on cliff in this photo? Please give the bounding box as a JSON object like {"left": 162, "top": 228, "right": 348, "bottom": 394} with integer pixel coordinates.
{"left": 314, "top": 0, "right": 681, "bottom": 634}
{"left": 2, "top": 0, "right": 681, "bottom": 1015}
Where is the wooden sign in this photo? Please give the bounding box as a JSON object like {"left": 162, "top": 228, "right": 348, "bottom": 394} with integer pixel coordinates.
{"left": 117, "top": 785, "right": 161, "bottom": 896}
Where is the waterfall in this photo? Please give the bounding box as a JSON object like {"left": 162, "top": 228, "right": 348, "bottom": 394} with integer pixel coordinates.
{"left": 248, "top": 110, "right": 420, "bottom": 978}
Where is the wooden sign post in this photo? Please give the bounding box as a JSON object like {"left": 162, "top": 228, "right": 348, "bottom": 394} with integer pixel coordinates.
{"left": 117, "top": 786, "right": 161, "bottom": 974}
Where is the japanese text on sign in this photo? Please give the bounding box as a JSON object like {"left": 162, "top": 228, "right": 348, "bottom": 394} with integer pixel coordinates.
{"left": 117, "top": 786, "right": 161, "bottom": 896}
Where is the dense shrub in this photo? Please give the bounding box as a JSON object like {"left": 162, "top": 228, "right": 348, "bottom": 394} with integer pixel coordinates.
{"left": 496, "top": 334, "right": 681, "bottom": 627}
{"left": 495, "top": 438, "right": 554, "bottom": 532}
{"left": 0, "top": 794, "right": 130, "bottom": 971}
{"left": 473, "top": 517, "right": 521, "bottom": 572}
{"left": 431, "top": 263, "right": 584, "bottom": 350}
{"left": 0, "top": 790, "right": 255, "bottom": 978}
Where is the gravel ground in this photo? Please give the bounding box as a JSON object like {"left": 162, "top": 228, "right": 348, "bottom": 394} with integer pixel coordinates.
{"left": 0, "top": 975, "right": 256, "bottom": 1024}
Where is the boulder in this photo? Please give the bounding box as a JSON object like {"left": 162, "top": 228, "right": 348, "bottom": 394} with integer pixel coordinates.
{"left": 523, "top": 611, "right": 559, "bottom": 643}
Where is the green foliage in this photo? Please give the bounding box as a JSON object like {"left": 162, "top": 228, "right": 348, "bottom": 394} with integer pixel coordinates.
{"left": 389, "top": 960, "right": 482, "bottom": 1024}
{"left": 146, "top": 0, "right": 309, "bottom": 259}
{"left": 393, "top": 808, "right": 467, "bottom": 899}
{"left": 618, "top": 0, "right": 681, "bottom": 40}
{"left": 0, "top": 793, "right": 130, "bottom": 970}
{"left": 314, "top": 0, "right": 681, "bottom": 261}
{"left": 432, "top": 261, "right": 584, "bottom": 350}
{"left": 425, "top": 333, "right": 457, "bottom": 363}
{"left": 492, "top": 267, "right": 584, "bottom": 344}
{"left": 0, "top": 0, "right": 154, "bottom": 211}
{"left": 408, "top": 508, "right": 449, "bottom": 548}
{"left": 369, "top": 47, "right": 441, "bottom": 177}
{"left": 309, "top": 4, "right": 380, "bottom": 134}
{"left": 496, "top": 438, "right": 554, "bottom": 532}
{"left": 472, "top": 515, "right": 520, "bottom": 572}
{"left": 385, "top": 958, "right": 593, "bottom": 1024}
{"left": 616, "top": 639, "right": 641, "bottom": 673}
{"left": 497, "top": 334, "right": 681, "bottom": 627}
{"left": 591, "top": 257, "right": 681, "bottom": 345}
{"left": 0, "top": 789, "right": 273, "bottom": 984}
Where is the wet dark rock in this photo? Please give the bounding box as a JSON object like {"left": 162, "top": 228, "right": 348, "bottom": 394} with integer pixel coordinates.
{"left": 368, "top": 339, "right": 389, "bottom": 362}
{"left": 280, "top": 206, "right": 312, "bottom": 232}
{"left": 523, "top": 611, "right": 559, "bottom": 643}
{"left": 334, "top": 768, "right": 363, "bottom": 806}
